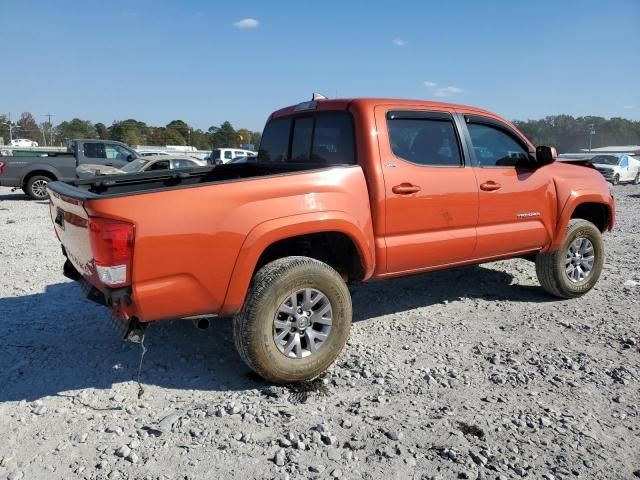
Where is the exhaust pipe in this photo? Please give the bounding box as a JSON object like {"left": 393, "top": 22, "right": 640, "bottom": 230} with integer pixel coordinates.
{"left": 192, "top": 317, "right": 210, "bottom": 329}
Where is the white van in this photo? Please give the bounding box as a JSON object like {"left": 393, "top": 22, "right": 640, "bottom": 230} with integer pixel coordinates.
{"left": 206, "top": 148, "right": 257, "bottom": 165}
{"left": 592, "top": 154, "right": 640, "bottom": 185}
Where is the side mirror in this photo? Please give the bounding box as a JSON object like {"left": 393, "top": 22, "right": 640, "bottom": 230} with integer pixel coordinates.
{"left": 127, "top": 154, "right": 136, "bottom": 162}
{"left": 536, "top": 146, "right": 557, "bottom": 166}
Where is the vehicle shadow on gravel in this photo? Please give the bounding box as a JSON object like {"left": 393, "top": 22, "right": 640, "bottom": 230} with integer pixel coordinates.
{"left": 0, "top": 283, "right": 256, "bottom": 403}
{"left": 0, "top": 264, "right": 552, "bottom": 402}
{"left": 351, "top": 263, "right": 553, "bottom": 322}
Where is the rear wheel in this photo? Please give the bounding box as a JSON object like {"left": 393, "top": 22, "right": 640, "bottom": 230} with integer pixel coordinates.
{"left": 233, "top": 256, "right": 352, "bottom": 383}
{"left": 24, "top": 175, "right": 53, "bottom": 200}
{"left": 535, "top": 219, "right": 604, "bottom": 299}
{"left": 633, "top": 173, "right": 640, "bottom": 185}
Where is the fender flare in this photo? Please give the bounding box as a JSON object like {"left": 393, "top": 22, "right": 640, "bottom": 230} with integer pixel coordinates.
{"left": 546, "top": 190, "right": 615, "bottom": 252}
{"left": 219, "top": 211, "right": 375, "bottom": 315}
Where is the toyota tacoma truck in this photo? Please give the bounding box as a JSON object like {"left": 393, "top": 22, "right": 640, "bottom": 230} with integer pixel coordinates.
{"left": 0, "top": 139, "right": 139, "bottom": 199}
{"left": 47, "top": 97, "right": 615, "bottom": 383}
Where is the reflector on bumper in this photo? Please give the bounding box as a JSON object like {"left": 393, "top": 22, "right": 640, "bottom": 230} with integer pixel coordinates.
{"left": 96, "top": 264, "right": 127, "bottom": 286}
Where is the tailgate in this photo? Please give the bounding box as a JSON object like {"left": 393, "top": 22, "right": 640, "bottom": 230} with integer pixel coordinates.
{"left": 49, "top": 188, "right": 97, "bottom": 286}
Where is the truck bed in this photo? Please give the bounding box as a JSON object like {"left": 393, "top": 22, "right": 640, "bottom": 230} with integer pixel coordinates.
{"left": 49, "top": 162, "right": 328, "bottom": 199}
{"left": 48, "top": 163, "right": 374, "bottom": 322}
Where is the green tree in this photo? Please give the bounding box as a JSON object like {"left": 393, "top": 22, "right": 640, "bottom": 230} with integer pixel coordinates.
{"left": 165, "top": 120, "right": 189, "bottom": 141}
{"left": 164, "top": 128, "right": 186, "bottom": 145}
{"left": 54, "top": 119, "right": 97, "bottom": 143}
{"left": 94, "top": 123, "right": 109, "bottom": 139}
{"left": 210, "top": 121, "right": 237, "bottom": 148}
{"left": 109, "top": 119, "right": 149, "bottom": 146}
{"left": 190, "top": 129, "right": 211, "bottom": 150}
{"left": 147, "top": 127, "right": 167, "bottom": 146}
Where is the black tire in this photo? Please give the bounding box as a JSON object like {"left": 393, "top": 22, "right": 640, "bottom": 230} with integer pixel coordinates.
{"left": 233, "top": 256, "right": 352, "bottom": 383}
{"left": 535, "top": 219, "right": 604, "bottom": 299}
{"left": 612, "top": 174, "right": 619, "bottom": 186}
{"left": 633, "top": 173, "right": 640, "bottom": 185}
{"left": 24, "top": 175, "right": 53, "bottom": 200}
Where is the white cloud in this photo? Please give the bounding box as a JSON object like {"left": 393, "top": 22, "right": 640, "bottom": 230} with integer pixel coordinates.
{"left": 233, "top": 18, "right": 259, "bottom": 29}
{"left": 392, "top": 38, "right": 408, "bottom": 47}
{"left": 434, "top": 86, "right": 465, "bottom": 97}
{"left": 423, "top": 81, "right": 438, "bottom": 87}
{"left": 623, "top": 105, "right": 635, "bottom": 109}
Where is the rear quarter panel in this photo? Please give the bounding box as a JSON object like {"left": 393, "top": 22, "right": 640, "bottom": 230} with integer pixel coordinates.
{"left": 85, "top": 166, "right": 375, "bottom": 322}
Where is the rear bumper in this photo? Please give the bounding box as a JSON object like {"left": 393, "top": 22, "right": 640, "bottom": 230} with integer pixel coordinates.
{"left": 63, "top": 258, "right": 133, "bottom": 310}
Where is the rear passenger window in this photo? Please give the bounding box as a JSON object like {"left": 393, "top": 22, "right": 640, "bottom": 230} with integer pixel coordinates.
{"left": 84, "top": 143, "right": 106, "bottom": 159}
{"left": 257, "top": 112, "right": 355, "bottom": 165}
{"left": 467, "top": 123, "right": 531, "bottom": 167}
{"left": 387, "top": 116, "right": 462, "bottom": 167}
{"left": 312, "top": 113, "right": 355, "bottom": 165}
{"left": 290, "top": 117, "right": 314, "bottom": 161}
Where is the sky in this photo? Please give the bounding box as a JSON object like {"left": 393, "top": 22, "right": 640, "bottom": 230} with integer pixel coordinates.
{"left": 1, "top": 0, "right": 639, "bottom": 131}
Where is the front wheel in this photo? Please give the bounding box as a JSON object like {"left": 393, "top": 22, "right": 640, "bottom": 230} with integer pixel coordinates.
{"left": 24, "top": 175, "right": 53, "bottom": 200}
{"left": 612, "top": 174, "right": 620, "bottom": 186}
{"left": 535, "top": 219, "right": 604, "bottom": 299}
{"left": 233, "top": 256, "right": 352, "bottom": 383}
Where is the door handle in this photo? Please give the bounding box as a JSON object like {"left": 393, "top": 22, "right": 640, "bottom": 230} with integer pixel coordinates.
{"left": 480, "top": 181, "right": 501, "bottom": 191}
{"left": 392, "top": 183, "right": 421, "bottom": 195}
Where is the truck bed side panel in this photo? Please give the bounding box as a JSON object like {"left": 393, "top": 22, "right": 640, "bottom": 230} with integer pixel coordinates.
{"left": 82, "top": 166, "right": 373, "bottom": 321}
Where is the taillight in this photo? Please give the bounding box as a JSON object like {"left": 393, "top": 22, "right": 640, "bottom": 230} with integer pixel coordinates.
{"left": 0, "top": 162, "right": 5, "bottom": 175}
{"left": 89, "top": 217, "right": 134, "bottom": 287}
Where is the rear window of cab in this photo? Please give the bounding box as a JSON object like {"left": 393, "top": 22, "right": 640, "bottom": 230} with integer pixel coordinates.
{"left": 258, "top": 112, "right": 355, "bottom": 165}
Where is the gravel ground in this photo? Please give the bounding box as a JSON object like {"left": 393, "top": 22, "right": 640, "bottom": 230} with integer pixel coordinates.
{"left": 0, "top": 184, "right": 639, "bottom": 480}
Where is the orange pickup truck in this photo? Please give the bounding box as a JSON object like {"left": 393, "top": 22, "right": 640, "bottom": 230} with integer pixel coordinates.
{"left": 48, "top": 97, "right": 615, "bottom": 383}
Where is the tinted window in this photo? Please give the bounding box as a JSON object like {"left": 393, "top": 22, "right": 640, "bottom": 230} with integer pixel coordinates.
{"left": 212, "top": 150, "right": 221, "bottom": 160}
{"left": 258, "top": 113, "right": 355, "bottom": 165}
{"left": 291, "top": 117, "right": 314, "bottom": 161}
{"left": 312, "top": 113, "right": 355, "bottom": 164}
{"left": 84, "top": 143, "right": 106, "bottom": 159}
{"left": 388, "top": 118, "right": 462, "bottom": 166}
{"left": 224, "top": 151, "right": 233, "bottom": 159}
{"left": 258, "top": 118, "right": 291, "bottom": 162}
{"left": 468, "top": 123, "right": 531, "bottom": 167}
{"left": 148, "top": 160, "right": 170, "bottom": 171}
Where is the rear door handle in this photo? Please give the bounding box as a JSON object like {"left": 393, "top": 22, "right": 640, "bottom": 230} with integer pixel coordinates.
{"left": 480, "top": 181, "right": 501, "bottom": 191}
{"left": 392, "top": 183, "right": 421, "bottom": 195}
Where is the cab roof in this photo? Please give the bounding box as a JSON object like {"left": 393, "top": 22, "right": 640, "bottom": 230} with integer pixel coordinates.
{"left": 271, "top": 97, "right": 503, "bottom": 120}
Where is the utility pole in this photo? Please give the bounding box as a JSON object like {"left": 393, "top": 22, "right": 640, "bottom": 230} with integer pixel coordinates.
{"left": 2, "top": 113, "right": 16, "bottom": 142}
{"left": 42, "top": 113, "right": 55, "bottom": 146}
{"left": 588, "top": 123, "right": 596, "bottom": 153}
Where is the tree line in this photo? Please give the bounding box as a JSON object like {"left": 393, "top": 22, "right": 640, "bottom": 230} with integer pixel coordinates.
{"left": 2, "top": 112, "right": 639, "bottom": 154}
{"left": 513, "top": 115, "right": 640, "bottom": 153}
{"left": 0, "top": 112, "right": 262, "bottom": 151}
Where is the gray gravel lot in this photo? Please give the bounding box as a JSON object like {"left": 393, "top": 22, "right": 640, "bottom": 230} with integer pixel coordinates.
{"left": 0, "top": 184, "right": 639, "bottom": 480}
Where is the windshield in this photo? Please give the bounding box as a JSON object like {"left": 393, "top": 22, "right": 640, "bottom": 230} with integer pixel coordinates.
{"left": 592, "top": 155, "right": 620, "bottom": 165}
{"left": 121, "top": 158, "right": 149, "bottom": 172}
